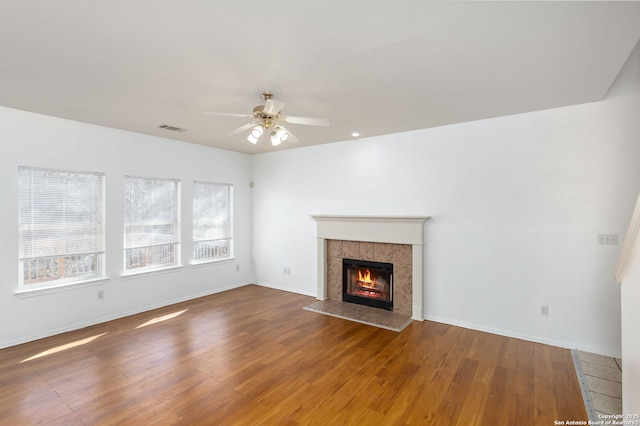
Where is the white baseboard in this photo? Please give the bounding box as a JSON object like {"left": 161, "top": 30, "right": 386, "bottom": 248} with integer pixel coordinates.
{"left": 424, "top": 314, "right": 622, "bottom": 358}
{"left": 0, "top": 280, "right": 252, "bottom": 350}
{"left": 255, "top": 281, "right": 317, "bottom": 297}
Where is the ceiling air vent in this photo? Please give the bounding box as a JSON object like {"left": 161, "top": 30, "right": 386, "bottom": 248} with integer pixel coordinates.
{"left": 159, "top": 124, "right": 187, "bottom": 132}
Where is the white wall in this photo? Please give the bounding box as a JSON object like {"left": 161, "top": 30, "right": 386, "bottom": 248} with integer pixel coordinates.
{"left": 252, "top": 46, "right": 640, "bottom": 357}
{"left": 0, "top": 106, "right": 254, "bottom": 349}
{"left": 611, "top": 40, "right": 640, "bottom": 415}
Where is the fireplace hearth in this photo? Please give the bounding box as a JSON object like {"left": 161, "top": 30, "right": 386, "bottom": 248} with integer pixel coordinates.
{"left": 343, "top": 258, "right": 393, "bottom": 311}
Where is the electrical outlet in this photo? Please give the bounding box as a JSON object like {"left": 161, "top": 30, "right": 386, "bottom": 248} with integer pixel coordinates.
{"left": 540, "top": 305, "right": 549, "bottom": 317}
{"left": 598, "top": 233, "right": 619, "bottom": 245}
{"left": 236, "top": 265, "right": 240, "bottom": 272}
{"left": 98, "top": 290, "right": 104, "bottom": 300}
{"left": 283, "top": 267, "right": 291, "bottom": 275}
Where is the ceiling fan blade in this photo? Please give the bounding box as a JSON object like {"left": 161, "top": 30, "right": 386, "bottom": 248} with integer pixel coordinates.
{"left": 203, "top": 111, "right": 252, "bottom": 119}
{"left": 228, "top": 122, "right": 258, "bottom": 136}
{"left": 278, "top": 125, "right": 299, "bottom": 143}
{"left": 282, "top": 115, "right": 330, "bottom": 127}
{"left": 263, "top": 99, "right": 284, "bottom": 116}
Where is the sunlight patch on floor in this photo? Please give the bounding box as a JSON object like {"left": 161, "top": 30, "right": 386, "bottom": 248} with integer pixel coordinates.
{"left": 20, "top": 332, "right": 108, "bottom": 363}
{"left": 135, "top": 309, "right": 188, "bottom": 329}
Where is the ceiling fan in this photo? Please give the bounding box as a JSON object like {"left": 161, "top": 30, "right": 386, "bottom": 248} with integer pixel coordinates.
{"left": 204, "top": 93, "right": 330, "bottom": 146}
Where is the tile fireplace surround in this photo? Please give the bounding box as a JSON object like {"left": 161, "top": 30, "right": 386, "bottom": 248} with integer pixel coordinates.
{"left": 311, "top": 215, "right": 429, "bottom": 321}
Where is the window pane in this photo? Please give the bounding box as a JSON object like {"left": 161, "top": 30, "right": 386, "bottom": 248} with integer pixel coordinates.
{"left": 124, "top": 176, "right": 180, "bottom": 271}
{"left": 23, "top": 254, "right": 101, "bottom": 284}
{"left": 193, "top": 240, "right": 231, "bottom": 261}
{"left": 19, "top": 167, "right": 104, "bottom": 286}
{"left": 125, "top": 244, "right": 176, "bottom": 270}
{"left": 193, "top": 182, "right": 232, "bottom": 261}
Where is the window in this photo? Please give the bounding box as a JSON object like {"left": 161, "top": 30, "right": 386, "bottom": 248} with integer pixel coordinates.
{"left": 18, "top": 167, "right": 105, "bottom": 289}
{"left": 124, "top": 176, "right": 180, "bottom": 273}
{"left": 192, "top": 182, "right": 232, "bottom": 262}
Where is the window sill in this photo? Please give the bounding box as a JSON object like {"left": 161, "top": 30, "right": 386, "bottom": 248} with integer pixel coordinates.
{"left": 15, "top": 277, "right": 109, "bottom": 298}
{"left": 121, "top": 265, "right": 184, "bottom": 279}
{"left": 190, "top": 257, "right": 235, "bottom": 267}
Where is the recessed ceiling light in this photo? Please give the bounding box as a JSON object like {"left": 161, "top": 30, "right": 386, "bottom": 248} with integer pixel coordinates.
{"left": 351, "top": 131, "right": 360, "bottom": 137}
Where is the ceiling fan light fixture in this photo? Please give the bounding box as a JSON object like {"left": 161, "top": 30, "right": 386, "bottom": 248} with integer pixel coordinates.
{"left": 270, "top": 126, "right": 288, "bottom": 146}
{"left": 247, "top": 125, "right": 264, "bottom": 144}
{"left": 206, "top": 93, "right": 326, "bottom": 146}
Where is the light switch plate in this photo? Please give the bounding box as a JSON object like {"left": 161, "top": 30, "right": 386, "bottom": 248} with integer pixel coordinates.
{"left": 597, "top": 234, "right": 619, "bottom": 245}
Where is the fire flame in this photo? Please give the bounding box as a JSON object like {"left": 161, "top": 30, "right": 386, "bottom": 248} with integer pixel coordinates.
{"left": 352, "top": 267, "right": 387, "bottom": 299}
{"left": 358, "top": 269, "right": 373, "bottom": 284}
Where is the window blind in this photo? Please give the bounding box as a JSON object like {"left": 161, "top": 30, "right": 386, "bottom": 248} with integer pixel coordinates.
{"left": 124, "top": 176, "right": 180, "bottom": 271}
{"left": 193, "top": 182, "right": 232, "bottom": 261}
{"left": 18, "top": 167, "right": 104, "bottom": 286}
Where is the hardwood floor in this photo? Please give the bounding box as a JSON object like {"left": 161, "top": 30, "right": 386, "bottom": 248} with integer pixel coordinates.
{"left": 0, "top": 285, "right": 587, "bottom": 425}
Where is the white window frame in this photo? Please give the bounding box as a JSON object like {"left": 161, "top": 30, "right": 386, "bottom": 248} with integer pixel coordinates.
{"left": 123, "top": 176, "right": 181, "bottom": 275}
{"left": 17, "top": 167, "right": 106, "bottom": 292}
{"left": 192, "top": 181, "right": 233, "bottom": 264}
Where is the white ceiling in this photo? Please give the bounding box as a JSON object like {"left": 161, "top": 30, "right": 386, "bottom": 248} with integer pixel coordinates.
{"left": 2, "top": 1, "right": 640, "bottom": 154}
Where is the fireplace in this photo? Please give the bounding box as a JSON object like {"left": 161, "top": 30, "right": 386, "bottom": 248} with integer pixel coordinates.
{"left": 312, "top": 215, "right": 429, "bottom": 320}
{"left": 343, "top": 258, "right": 393, "bottom": 311}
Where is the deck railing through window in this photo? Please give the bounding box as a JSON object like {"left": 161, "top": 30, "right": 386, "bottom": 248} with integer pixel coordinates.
{"left": 193, "top": 239, "right": 231, "bottom": 261}
{"left": 125, "top": 243, "right": 176, "bottom": 269}
{"left": 23, "top": 253, "right": 100, "bottom": 285}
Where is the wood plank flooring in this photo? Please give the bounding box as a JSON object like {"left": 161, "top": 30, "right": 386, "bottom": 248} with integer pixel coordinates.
{"left": 0, "top": 285, "right": 587, "bottom": 425}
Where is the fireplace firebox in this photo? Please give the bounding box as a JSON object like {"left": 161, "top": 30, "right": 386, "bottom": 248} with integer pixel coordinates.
{"left": 343, "top": 258, "right": 393, "bottom": 311}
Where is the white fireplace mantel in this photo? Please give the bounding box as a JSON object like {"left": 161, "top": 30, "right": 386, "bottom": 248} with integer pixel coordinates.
{"left": 311, "top": 215, "right": 429, "bottom": 320}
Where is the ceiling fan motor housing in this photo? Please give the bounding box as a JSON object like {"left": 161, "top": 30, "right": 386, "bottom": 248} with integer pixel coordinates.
{"left": 253, "top": 105, "right": 276, "bottom": 128}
